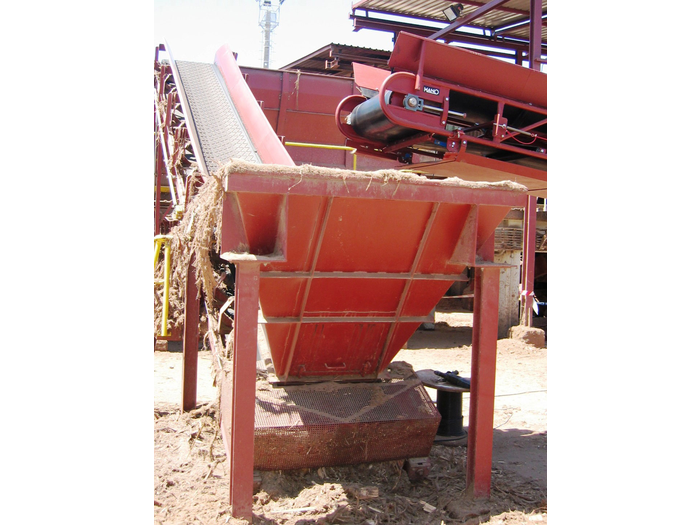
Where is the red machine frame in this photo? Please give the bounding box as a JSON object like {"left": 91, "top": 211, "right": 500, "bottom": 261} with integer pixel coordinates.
{"left": 336, "top": 33, "right": 546, "bottom": 173}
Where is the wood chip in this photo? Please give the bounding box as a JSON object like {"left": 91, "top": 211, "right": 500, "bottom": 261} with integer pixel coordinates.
{"left": 420, "top": 500, "right": 437, "bottom": 513}
{"left": 267, "top": 506, "right": 317, "bottom": 514}
{"left": 348, "top": 485, "right": 379, "bottom": 500}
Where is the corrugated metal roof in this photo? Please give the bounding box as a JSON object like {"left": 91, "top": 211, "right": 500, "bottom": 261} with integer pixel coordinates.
{"left": 280, "top": 43, "right": 392, "bottom": 77}
{"left": 280, "top": 2, "right": 546, "bottom": 76}
{"left": 352, "top": 0, "right": 546, "bottom": 46}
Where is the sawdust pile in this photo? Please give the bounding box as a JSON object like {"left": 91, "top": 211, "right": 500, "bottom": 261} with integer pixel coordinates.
{"left": 223, "top": 159, "right": 529, "bottom": 193}
{"left": 154, "top": 406, "right": 547, "bottom": 525}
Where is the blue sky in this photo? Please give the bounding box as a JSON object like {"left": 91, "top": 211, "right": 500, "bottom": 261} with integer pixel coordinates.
{"left": 154, "top": 0, "right": 395, "bottom": 68}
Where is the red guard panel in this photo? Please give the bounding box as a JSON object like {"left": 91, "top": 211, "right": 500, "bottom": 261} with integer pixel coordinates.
{"left": 390, "top": 32, "right": 547, "bottom": 108}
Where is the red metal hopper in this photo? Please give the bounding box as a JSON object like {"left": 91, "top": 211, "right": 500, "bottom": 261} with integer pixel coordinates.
{"left": 219, "top": 162, "right": 526, "bottom": 383}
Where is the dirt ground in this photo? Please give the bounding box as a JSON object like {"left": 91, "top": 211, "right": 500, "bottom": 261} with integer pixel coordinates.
{"left": 154, "top": 306, "right": 547, "bottom": 524}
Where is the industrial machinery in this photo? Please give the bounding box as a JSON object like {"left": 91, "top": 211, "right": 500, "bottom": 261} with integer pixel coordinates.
{"left": 155, "top": 31, "right": 537, "bottom": 519}
{"left": 336, "top": 32, "right": 546, "bottom": 193}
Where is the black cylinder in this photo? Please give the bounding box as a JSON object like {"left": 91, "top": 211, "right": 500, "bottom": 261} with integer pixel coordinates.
{"left": 436, "top": 391, "right": 467, "bottom": 437}
{"left": 349, "top": 91, "right": 417, "bottom": 143}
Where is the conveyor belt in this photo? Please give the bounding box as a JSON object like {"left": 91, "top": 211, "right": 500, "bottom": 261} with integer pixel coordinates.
{"left": 174, "top": 60, "right": 260, "bottom": 173}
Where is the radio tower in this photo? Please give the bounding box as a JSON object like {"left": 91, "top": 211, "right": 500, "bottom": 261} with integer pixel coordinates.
{"left": 257, "top": 0, "right": 285, "bottom": 69}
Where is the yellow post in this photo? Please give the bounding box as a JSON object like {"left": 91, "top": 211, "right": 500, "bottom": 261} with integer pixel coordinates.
{"left": 162, "top": 240, "right": 172, "bottom": 337}
{"left": 154, "top": 235, "right": 173, "bottom": 337}
{"left": 154, "top": 238, "right": 164, "bottom": 270}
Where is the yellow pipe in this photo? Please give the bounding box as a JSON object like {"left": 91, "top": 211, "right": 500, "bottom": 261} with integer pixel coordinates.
{"left": 154, "top": 238, "right": 164, "bottom": 271}
{"left": 154, "top": 236, "right": 171, "bottom": 270}
{"left": 162, "top": 240, "right": 171, "bottom": 337}
{"left": 284, "top": 141, "right": 357, "bottom": 171}
{"left": 154, "top": 235, "right": 173, "bottom": 336}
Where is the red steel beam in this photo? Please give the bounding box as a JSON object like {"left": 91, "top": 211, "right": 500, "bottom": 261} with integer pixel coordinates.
{"left": 529, "top": 0, "right": 543, "bottom": 70}
{"left": 224, "top": 170, "right": 526, "bottom": 208}
{"left": 181, "top": 255, "right": 199, "bottom": 411}
{"left": 528, "top": 2, "right": 544, "bottom": 65}
{"left": 229, "top": 262, "right": 261, "bottom": 520}
{"left": 467, "top": 233, "right": 499, "bottom": 498}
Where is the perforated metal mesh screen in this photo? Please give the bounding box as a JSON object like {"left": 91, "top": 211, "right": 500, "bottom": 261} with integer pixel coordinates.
{"left": 175, "top": 60, "right": 260, "bottom": 172}
{"left": 252, "top": 374, "right": 440, "bottom": 470}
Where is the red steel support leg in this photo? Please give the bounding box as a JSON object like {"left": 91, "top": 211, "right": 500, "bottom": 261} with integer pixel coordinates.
{"left": 529, "top": 0, "right": 543, "bottom": 71}
{"left": 182, "top": 254, "right": 199, "bottom": 411}
{"left": 467, "top": 263, "right": 500, "bottom": 498}
{"left": 522, "top": 196, "right": 537, "bottom": 326}
{"left": 229, "top": 262, "right": 260, "bottom": 520}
